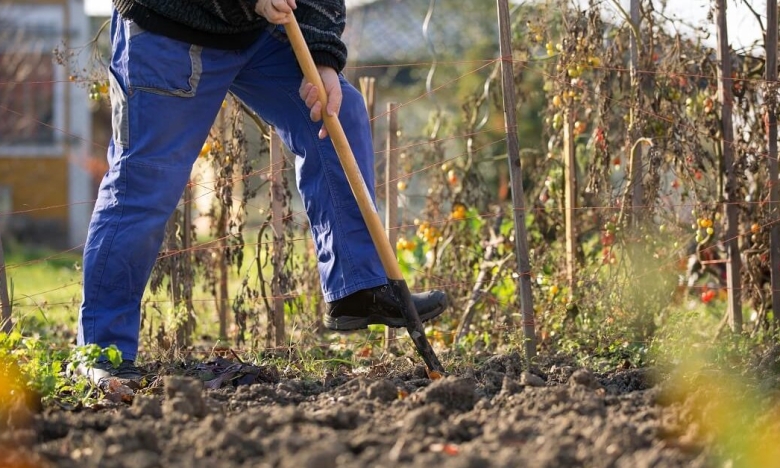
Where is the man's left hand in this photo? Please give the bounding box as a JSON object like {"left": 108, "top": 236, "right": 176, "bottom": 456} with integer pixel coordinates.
{"left": 299, "top": 66, "right": 341, "bottom": 139}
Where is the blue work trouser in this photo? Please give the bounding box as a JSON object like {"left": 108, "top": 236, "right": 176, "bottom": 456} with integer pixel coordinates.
{"left": 77, "top": 11, "right": 386, "bottom": 360}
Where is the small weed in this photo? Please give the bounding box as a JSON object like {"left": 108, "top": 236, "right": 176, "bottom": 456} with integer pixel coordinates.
{"left": 0, "top": 328, "right": 123, "bottom": 407}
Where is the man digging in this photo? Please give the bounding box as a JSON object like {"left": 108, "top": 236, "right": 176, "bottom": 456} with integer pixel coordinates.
{"left": 76, "top": 0, "right": 448, "bottom": 385}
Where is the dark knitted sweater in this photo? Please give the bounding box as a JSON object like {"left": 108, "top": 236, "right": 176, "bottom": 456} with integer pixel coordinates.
{"left": 112, "top": 0, "right": 347, "bottom": 71}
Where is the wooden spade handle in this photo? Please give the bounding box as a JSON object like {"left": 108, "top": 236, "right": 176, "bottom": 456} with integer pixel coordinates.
{"left": 284, "top": 15, "right": 445, "bottom": 373}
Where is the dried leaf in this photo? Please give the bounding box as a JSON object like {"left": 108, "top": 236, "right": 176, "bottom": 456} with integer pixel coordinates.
{"left": 102, "top": 378, "right": 134, "bottom": 403}
{"left": 204, "top": 372, "right": 237, "bottom": 390}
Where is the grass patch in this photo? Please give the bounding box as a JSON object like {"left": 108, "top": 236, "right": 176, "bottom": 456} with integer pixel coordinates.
{"left": 4, "top": 242, "right": 83, "bottom": 330}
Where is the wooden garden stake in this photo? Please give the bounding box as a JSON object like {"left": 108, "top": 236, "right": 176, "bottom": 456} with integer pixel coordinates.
{"left": 0, "top": 236, "right": 12, "bottom": 333}
{"left": 285, "top": 15, "right": 445, "bottom": 373}
{"left": 170, "top": 183, "right": 195, "bottom": 347}
{"left": 182, "top": 183, "right": 195, "bottom": 336}
{"left": 385, "top": 102, "right": 399, "bottom": 351}
{"left": 359, "top": 76, "right": 376, "bottom": 138}
{"left": 497, "top": 0, "right": 537, "bottom": 359}
{"left": 216, "top": 218, "right": 229, "bottom": 340}
{"left": 270, "top": 130, "right": 287, "bottom": 347}
{"left": 166, "top": 214, "right": 184, "bottom": 344}
{"left": 563, "top": 108, "right": 577, "bottom": 296}
{"left": 215, "top": 105, "right": 230, "bottom": 340}
{"left": 628, "top": 0, "right": 643, "bottom": 222}
{"left": 767, "top": 0, "right": 780, "bottom": 325}
{"left": 715, "top": 0, "right": 742, "bottom": 332}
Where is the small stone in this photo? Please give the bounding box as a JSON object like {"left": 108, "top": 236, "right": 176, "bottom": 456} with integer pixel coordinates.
{"left": 520, "top": 371, "right": 545, "bottom": 387}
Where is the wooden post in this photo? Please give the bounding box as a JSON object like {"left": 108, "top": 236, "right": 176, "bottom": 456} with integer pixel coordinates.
{"left": 166, "top": 213, "right": 184, "bottom": 345}
{"left": 497, "top": 0, "right": 537, "bottom": 359}
{"left": 563, "top": 109, "right": 577, "bottom": 295}
{"left": 216, "top": 108, "right": 229, "bottom": 341}
{"left": 359, "top": 77, "right": 376, "bottom": 138}
{"left": 629, "top": 0, "right": 643, "bottom": 222}
{"left": 183, "top": 182, "right": 195, "bottom": 332}
{"left": 715, "top": 0, "right": 742, "bottom": 332}
{"left": 0, "top": 236, "right": 12, "bottom": 333}
{"left": 385, "top": 102, "right": 399, "bottom": 351}
{"left": 216, "top": 215, "right": 229, "bottom": 341}
{"left": 767, "top": 0, "right": 780, "bottom": 325}
{"left": 171, "top": 184, "right": 195, "bottom": 346}
{"left": 269, "top": 131, "right": 287, "bottom": 347}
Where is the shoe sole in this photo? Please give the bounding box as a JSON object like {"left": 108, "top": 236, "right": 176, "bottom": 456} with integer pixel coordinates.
{"left": 324, "top": 304, "right": 447, "bottom": 332}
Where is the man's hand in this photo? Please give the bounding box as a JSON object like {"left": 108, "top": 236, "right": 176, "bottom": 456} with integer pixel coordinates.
{"left": 299, "top": 66, "right": 342, "bottom": 139}
{"left": 255, "top": 0, "right": 296, "bottom": 24}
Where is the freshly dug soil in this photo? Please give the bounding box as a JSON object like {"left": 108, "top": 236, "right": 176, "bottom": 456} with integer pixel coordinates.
{"left": 1, "top": 353, "right": 715, "bottom": 468}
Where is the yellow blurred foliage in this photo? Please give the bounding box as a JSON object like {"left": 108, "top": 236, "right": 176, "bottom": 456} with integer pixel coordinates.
{"left": 0, "top": 357, "right": 26, "bottom": 408}
{"left": 667, "top": 358, "right": 780, "bottom": 467}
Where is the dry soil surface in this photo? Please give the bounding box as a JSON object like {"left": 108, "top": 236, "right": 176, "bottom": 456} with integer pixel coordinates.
{"left": 1, "top": 353, "right": 715, "bottom": 468}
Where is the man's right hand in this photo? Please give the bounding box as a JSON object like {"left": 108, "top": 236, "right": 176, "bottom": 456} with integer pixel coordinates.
{"left": 255, "top": 0, "right": 296, "bottom": 24}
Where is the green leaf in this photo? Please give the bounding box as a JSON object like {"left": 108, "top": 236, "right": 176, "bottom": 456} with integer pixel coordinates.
{"left": 104, "top": 345, "right": 122, "bottom": 367}
{"left": 8, "top": 330, "right": 22, "bottom": 346}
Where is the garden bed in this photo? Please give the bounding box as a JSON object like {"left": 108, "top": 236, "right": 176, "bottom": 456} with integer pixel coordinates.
{"left": 1, "top": 353, "right": 720, "bottom": 468}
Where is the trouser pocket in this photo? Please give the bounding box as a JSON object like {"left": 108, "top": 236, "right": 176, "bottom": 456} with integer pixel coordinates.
{"left": 124, "top": 20, "right": 203, "bottom": 97}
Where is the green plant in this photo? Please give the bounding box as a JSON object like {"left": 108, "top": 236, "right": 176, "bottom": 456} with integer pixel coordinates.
{"left": 0, "top": 329, "right": 122, "bottom": 406}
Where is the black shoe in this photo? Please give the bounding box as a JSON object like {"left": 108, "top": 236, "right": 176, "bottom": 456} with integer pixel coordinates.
{"left": 324, "top": 285, "right": 448, "bottom": 331}
{"left": 75, "top": 360, "right": 144, "bottom": 388}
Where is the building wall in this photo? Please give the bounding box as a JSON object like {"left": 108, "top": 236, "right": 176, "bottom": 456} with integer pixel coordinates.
{"left": 0, "top": 0, "right": 92, "bottom": 247}
{"left": 0, "top": 158, "right": 69, "bottom": 220}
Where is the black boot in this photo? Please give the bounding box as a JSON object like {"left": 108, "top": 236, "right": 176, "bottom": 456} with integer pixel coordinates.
{"left": 324, "top": 285, "right": 448, "bottom": 331}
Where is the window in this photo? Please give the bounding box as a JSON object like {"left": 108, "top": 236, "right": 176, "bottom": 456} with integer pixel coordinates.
{"left": 0, "top": 50, "right": 57, "bottom": 146}
{"left": 0, "top": 4, "right": 66, "bottom": 155}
